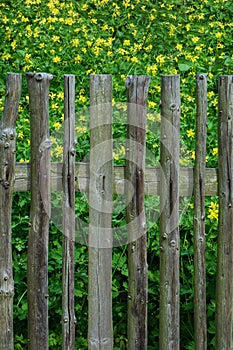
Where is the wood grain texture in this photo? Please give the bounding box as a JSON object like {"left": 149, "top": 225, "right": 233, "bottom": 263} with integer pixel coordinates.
{"left": 88, "top": 75, "right": 113, "bottom": 350}
{"left": 216, "top": 75, "right": 233, "bottom": 349}
{"left": 194, "top": 74, "right": 207, "bottom": 350}
{"left": 125, "top": 75, "right": 150, "bottom": 350}
{"left": 159, "top": 75, "right": 180, "bottom": 350}
{"left": 0, "top": 73, "right": 21, "bottom": 350}
{"left": 26, "top": 72, "right": 53, "bottom": 350}
{"left": 13, "top": 162, "right": 218, "bottom": 196}
{"left": 62, "top": 75, "right": 76, "bottom": 350}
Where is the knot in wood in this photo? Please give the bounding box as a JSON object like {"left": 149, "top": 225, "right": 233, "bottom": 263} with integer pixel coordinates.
{"left": 170, "top": 239, "right": 176, "bottom": 247}
{"left": 35, "top": 73, "right": 43, "bottom": 81}
{"left": 3, "top": 181, "right": 10, "bottom": 189}
{"left": 170, "top": 103, "right": 177, "bottom": 111}
{"left": 39, "top": 138, "right": 52, "bottom": 153}
{"left": 125, "top": 76, "right": 132, "bottom": 88}
{"left": 70, "top": 147, "right": 76, "bottom": 156}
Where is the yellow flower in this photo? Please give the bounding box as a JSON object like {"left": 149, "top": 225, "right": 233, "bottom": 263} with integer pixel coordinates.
{"left": 217, "top": 43, "right": 224, "bottom": 49}
{"left": 25, "top": 53, "right": 32, "bottom": 62}
{"left": 74, "top": 55, "right": 82, "bottom": 63}
{"left": 55, "top": 145, "right": 63, "bottom": 157}
{"left": 147, "top": 113, "right": 155, "bottom": 121}
{"left": 76, "top": 126, "right": 87, "bottom": 134}
{"left": 113, "top": 152, "right": 119, "bottom": 161}
{"left": 146, "top": 64, "right": 158, "bottom": 76}
{"left": 79, "top": 115, "right": 86, "bottom": 122}
{"left": 2, "top": 53, "right": 11, "bottom": 60}
{"left": 72, "top": 38, "right": 79, "bottom": 47}
{"left": 18, "top": 131, "right": 24, "bottom": 138}
{"left": 52, "top": 56, "right": 61, "bottom": 63}
{"left": 156, "top": 54, "right": 165, "bottom": 64}
{"left": 102, "top": 24, "right": 108, "bottom": 31}
{"left": 187, "top": 129, "right": 195, "bottom": 138}
{"left": 120, "top": 145, "right": 125, "bottom": 155}
{"left": 215, "top": 32, "right": 223, "bottom": 39}
{"left": 212, "top": 147, "right": 218, "bottom": 156}
{"left": 176, "top": 44, "right": 183, "bottom": 51}
{"left": 131, "top": 56, "right": 138, "bottom": 63}
{"left": 11, "top": 40, "right": 17, "bottom": 50}
{"left": 208, "top": 91, "right": 215, "bottom": 98}
{"left": 207, "top": 201, "right": 219, "bottom": 220}
{"left": 81, "top": 4, "right": 88, "bottom": 10}
{"left": 192, "top": 36, "right": 200, "bottom": 44}
{"left": 148, "top": 101, "right": 156, "bottom": 109}
{"left": 65, "top": 18, "right": 74, "bottom": 25}
{"left": 123, "top": 39, "right": 131, "bottom": 46}
{"left": 53, "top": 121, "right": 61, "bottom": 129}
{"left": 52, "top": 35, "right": 60, "bottom": 42}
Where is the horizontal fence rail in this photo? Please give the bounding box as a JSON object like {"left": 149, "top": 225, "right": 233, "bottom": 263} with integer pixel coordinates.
{"left": 13, "top": 162, "right": 218, "bottom": 196}
{"left": 0, "top": 72, "right": 232, "bottom": 350}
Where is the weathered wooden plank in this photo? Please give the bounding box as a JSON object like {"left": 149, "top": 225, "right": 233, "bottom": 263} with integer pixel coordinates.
{"left": 26, "top": 72, "right": 53, "bottom": 350}
{"left": 125, "top": 75, "right": 150, "bottom": 350}
{"left": 0, "top": 73, "right": 22, "bottom": 350}
{"left": 62, "top": 75, "right": 76, "bottom": 350}
{"left": 193, "top": 74, "right": 207, "bottom": 350}
{"left": 215, "top": 75, "right": 233, "bottom": 349}
{"left": 13, "top": 163, "right": 218, "bottom": 196}
{"left": 88, "top": 74, "right": 113, "bottom": 349}
{"left": 159, "top": 75, "right": 180, "bottom": 350}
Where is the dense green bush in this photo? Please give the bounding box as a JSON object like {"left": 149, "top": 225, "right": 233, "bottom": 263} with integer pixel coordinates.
{"left": 0, "top": 0, "right": 231, "bottom": 348}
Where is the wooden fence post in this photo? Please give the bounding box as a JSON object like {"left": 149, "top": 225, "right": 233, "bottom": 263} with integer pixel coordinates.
{"left": 194, "top": 74, "right": 207, "bottom": 350}
{"left": 0, "top": 73, "right": 22, "bottom": 350}
{"left": 88, "top": 74, "right": 113, "bottom": 349}
{"left": 125, "top": 75, "right": 150, "bottom": 350}
{"left": 62, "top": 74, "right": 76, "bottom": 349}
{"left": 26, "top": 72, "right": 53, "bottom": 350}
{"left": 159, "top": 75, "right": 180, "bottom": 350}
{"left": 216, "top": 75, "right": 233, "bottom": 349}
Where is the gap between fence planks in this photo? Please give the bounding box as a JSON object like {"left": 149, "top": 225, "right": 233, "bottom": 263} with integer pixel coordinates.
{"left": 26, "top": 72, "right": 53, "bottom": 350}
{"left": 0, "top": 73, "right": 22, "bottom": 350}
{"left": 62, "top": 75, "right": 76, "bottom": 349}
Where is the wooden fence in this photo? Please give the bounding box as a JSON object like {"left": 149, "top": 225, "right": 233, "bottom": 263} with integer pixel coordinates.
{"left": 0, "top": 72, "right": 232, "bottom": 350}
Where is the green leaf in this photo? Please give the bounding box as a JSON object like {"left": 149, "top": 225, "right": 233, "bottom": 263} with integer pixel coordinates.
{"left": 178, "top": 63, "right": 191, "bottom": 72}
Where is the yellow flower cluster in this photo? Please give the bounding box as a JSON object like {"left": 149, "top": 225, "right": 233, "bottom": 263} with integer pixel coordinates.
{"left": 207, "top": 201, "right": 219, "bottom": 220}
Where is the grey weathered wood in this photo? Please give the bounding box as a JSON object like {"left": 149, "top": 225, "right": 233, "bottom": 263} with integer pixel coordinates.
{"left": 159, "top": 75, "right": 180, "bottom": 350}
{"left": 0, "top": 73, "right": 21, "bottom": 350}
{"left": 13, "top": 162, "right": 218, "bottom": 195}
{"left": 125, "top": 75, "right": 150, "bottom": 350}
{"left": 193, "top": 74, "right": 207, "bottom": 350}
{"left": 26, "top": 72, "right": 53, "bottom": 350}
{"left": 62, "top": 75, "right": 76, "bottom": 349}
{"left": 215, "top": 75, "right": 233, "bottom": 349}
{"left": 88, "top": 75, "right": 113, "bottom": 349}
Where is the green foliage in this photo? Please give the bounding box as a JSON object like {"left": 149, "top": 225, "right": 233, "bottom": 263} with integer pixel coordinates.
{"left": 0, "top": 0, "right": 228, "bottom": 348}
